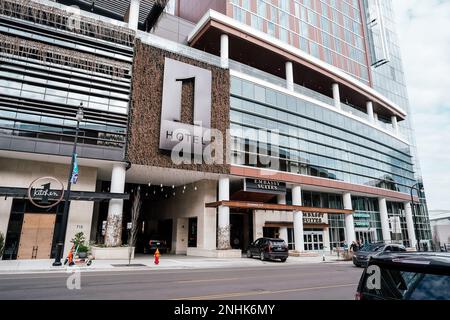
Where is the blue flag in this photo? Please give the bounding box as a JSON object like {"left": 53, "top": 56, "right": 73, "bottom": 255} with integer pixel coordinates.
{"left": 71, "top": 153, "right": 79, "bottom": 184}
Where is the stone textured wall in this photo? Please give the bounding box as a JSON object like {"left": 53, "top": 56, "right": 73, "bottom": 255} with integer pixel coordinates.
{"left": 127, "top": 40, "right": 230, "bottom": 174}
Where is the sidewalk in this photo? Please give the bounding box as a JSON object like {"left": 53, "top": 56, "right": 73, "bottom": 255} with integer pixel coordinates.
{"left": 0, "top": 254, "right": 352, "bottom": 274}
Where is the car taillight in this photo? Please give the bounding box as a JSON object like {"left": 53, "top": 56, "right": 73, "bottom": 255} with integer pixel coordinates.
{"left": 355, "top": 292, "right": 362, "bottom": 300}
{"left": 268, "top": 244, "right": 272, "bottom": 252}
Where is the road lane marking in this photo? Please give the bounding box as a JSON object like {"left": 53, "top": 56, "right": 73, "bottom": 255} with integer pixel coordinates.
{"left": 171, "top": 283, "right": 356, "bottom": 300}
{"left": 175, "top": 271, "right": 335, "bottom": 284}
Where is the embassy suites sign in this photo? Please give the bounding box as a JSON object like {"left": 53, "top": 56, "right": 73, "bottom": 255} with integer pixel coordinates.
{"left": 244, "top": 178, "right": 286, "bottom": 195}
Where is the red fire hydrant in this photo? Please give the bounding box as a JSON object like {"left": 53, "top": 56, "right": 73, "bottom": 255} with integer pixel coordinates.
{"left": 154, "top": 248, "right": 160, "bottom": 265}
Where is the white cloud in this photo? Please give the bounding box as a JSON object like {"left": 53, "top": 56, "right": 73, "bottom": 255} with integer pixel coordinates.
{"left": 393, "top": 0, "right": 450, "bottom": 210}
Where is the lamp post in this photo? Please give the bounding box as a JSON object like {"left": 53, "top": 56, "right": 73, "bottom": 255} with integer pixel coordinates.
{"left": 409, "top": 182, "right": 424, "bottom": 251}
{"left": 52, "top": 103, "right": 84, "bottom": 266}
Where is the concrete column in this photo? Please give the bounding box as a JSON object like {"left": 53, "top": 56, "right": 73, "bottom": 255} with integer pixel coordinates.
{"left": 279, "top": 227, "right": 288, "bottom": 243}
{"left": 378, "top": 198, "right": 391, "bottom": 243}
{"left": 292, "top": 185, "right": 304, "bottom": 252}
{"left": 104, "top": 163, "right": 127, "bottom": 247}
{"left": 404, "top": 202, "right": 417, "bottom": 249}
{"left": 343, "top": 193, "right": 356, "bottom": 245}
{"left": 277, "top": 193, "right": 287, "bottom": 205}
{"left": 332, "top": 83, "right": 341, "bottom": 110}
{"left": 220, "top": 34, "right": 229, "bottom": 69}
{"left": 126, "top": 0, "right": 140, "bottom": 30}
{"left": 366, "top": 101, "right": 374, "bottom": 122}
{"left": 391, "top": 115, "right": 399, "bottom": 134}
{"left": 285, "top": 61, "right": 294, "bottom": 91}
{"left": 0, "top": 197, "right": 13, "bottom": 238}
{"left": 374, "top": 113, "right": 379, "bottom": 122}
{"left": 217, "top": 177, "right": 230, "bottom": 249}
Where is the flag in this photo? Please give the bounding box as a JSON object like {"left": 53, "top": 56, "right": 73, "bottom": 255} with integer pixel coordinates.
{"left": 71, "top": 153, "right": 79, "bottom": 184}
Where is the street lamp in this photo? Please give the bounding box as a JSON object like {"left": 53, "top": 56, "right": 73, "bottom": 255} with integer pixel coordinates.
{"left": 409, "top": 182, "right": 424, "bottom": 251}
{"left": 52, "top": 103, "right": 84, "bottom": 266}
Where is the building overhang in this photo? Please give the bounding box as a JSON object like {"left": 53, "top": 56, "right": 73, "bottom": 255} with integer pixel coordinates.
{"left": 188, "top": 10, "right": 407, "bottom": 120}
{"left": 0, "top": 187, "right": 129, "bottom": 201}
{"left": 206, "top": 200, "right": 353, "bottom": 215}
{"left": 231, "top": 165, "right": 419, "bottom": 203}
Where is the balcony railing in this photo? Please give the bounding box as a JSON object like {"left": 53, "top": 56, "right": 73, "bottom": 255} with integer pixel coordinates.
{"left": 229, "top": 59, "right": 406, "bottom": 139}
{"left": 0, "top": 0, "right": 135, "bottom": 46}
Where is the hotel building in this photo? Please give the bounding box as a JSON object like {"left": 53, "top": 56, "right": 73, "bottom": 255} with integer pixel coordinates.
{"left": 0, "top": 0, "right": 431, "bottom": 260}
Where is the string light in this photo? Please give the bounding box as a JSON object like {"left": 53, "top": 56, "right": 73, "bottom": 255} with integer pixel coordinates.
{"left": 172, "top": 185, "right": 175, "bottom": 189}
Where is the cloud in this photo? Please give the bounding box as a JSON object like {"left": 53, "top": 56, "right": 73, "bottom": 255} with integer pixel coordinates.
{"left": 393, "top": 0, "right": 450, "bottom": 210}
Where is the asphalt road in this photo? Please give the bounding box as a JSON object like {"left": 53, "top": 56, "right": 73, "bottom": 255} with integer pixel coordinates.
{"left": 0, "top": 262, "right": 363, "bottom": 300}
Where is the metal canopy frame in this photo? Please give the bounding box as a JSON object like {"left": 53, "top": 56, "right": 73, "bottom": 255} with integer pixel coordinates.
{"left": 0, "top": 187, "right": 129, "bottom": 202}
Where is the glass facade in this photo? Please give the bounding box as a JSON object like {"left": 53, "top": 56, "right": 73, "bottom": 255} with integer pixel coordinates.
{"left": 0, "top": 0, "right": 132, "bottom": 159}
{"left": 352, "top": 196, "right": 382, "bottom": 241}
{"left": 362, "top": 0, "right": 431, "bottom": 240}
{"left": 229, "top": 0, "right": 370, "bottom": 84}
{"left": 230, "top": 76, "right": 415, "bottom": 193}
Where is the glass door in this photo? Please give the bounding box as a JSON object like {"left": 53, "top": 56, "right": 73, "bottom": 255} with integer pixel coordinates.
{"left": 303, "top": 230, "right": 324, "bottom": 251}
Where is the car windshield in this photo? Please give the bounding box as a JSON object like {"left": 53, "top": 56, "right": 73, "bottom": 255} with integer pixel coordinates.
{"left": 269, "top": 240, "right": 285, "bottom": 245}
{"left": 360, "top": 244, "right": 384, "bottom": 252}
{"left": 361, "top": 267, "right": 450, "bottom": 300}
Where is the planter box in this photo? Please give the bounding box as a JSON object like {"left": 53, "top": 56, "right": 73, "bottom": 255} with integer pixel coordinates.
{"left": 91, "top": 246, "right": 135, "bottom": 260}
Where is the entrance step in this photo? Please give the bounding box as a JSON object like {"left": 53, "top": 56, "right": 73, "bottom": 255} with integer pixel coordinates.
{"left": 289, "top": 251, "right": 319, "bottom": 257}
{"left": 186, "top": 248, "right": 242, "bottom": 258}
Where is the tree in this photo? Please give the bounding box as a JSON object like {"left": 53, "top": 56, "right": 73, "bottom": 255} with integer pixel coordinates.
{"left": 128, "top": 186, "right": 141, "bottom": 265}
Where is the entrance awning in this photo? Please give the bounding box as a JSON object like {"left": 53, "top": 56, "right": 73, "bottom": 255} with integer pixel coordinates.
{"left": 0, "top": 187, "right": 129, "bottom": 201}
{"left": 206, "top": 200, "right": 352, "bottom": 215}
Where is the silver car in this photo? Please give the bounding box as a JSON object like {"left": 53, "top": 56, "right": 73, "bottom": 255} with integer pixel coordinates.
{"left": 352, "top": 243, "right": 406, "bottom": 267}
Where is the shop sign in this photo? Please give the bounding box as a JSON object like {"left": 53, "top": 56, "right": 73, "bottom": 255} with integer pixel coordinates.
{"left": 354, "top": 213, "right": 371, "bottom": 218}
{"left": 355, "top": 221, "right": 370, "bottom": 227}
{"left": 27, "top": 176, "right": 65, "bottom": 209}
{"left": 159, "top": 57, "right": 212, "bottom": 155}
{"left": 303, "top": 212, "right": 326, "bottom": 224}
{"left": 244, "top": 178, "right": 286, "bottom": 195}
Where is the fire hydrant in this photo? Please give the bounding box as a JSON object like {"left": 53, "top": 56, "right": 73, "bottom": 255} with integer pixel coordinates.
{"left": 154, "top": 248, "right": 160, "bottom": 265}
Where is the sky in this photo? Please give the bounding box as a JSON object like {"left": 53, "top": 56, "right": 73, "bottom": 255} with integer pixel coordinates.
{"left": 392, "top": 0, "right": 450, "bottom": 210}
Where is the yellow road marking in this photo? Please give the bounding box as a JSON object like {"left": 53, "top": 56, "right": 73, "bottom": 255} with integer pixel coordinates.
{"left": 171, "top": 283, "right": 356, "bottom": 300}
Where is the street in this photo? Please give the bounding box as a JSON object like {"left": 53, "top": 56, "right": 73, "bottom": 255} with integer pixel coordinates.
{"left": 0, "top": 262, "right": 363, "bottom": 300}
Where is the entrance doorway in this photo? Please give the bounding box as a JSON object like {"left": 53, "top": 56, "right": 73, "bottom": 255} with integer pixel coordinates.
{"left": 17, "top": 214, "right": 56, "bottom": 259}
{"left": 263, "top": 227, "right": 278, "bottom": 238}
{"left": 304, "top": 229, "right": 324, "bottom": 251}
{"left": 356, "top": 230, "right": 377, "bottom": 245}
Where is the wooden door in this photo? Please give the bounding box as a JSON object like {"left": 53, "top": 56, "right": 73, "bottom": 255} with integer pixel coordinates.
{"left": 17, "top": 214, "right": 56, "bottom": 259}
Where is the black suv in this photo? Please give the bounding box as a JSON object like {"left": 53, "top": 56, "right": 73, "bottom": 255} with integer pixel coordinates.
{"left": 356, "top": 252, "right": 450, "bottom": 300}
{"left": 353, "top": 243, "right": 406, "bottom": 267}
{"left": 246, "top": 238, "right": 289, "bottom": 262}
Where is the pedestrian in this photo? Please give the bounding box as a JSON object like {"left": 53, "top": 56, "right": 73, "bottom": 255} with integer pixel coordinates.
{"left": 357, "top": 239, "right": 363, "bottom": 250}
{"left": 350, "top": 241, "right": 358, "bottom": 252}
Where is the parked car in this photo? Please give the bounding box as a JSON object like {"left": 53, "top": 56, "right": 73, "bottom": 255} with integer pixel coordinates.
{"left": 144, "top": 239, "right": 169, "bottom": 254}
{"left": 246, "top": 238, "right": 289, "bottom": 262}
{"left": 353, "top": 243, "right": 406, "bottom": 267}
{"left": 355, "top": 252, "right": 450, "bottom": 300}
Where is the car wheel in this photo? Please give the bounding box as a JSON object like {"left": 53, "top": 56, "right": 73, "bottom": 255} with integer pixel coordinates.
{"left": 246, "top": 250, "right": 252, "bottom": 258}
{"left": 260, "top": 251, "right": 265, "bottom": 261}
{"left": 280, "top": 258, "right": 287, "bottom": 262}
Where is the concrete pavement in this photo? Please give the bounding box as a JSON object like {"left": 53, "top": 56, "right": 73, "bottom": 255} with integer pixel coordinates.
{"left": 0, "top": 253, "right": 352, "bottom": 274}
{"left": 0, "top": 262, "right": 363, "bottom": 300}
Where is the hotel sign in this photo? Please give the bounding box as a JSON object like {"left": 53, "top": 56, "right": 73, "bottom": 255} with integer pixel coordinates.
{"left": 27, "top": 176, "right": 65, "bottom": 209}
{"left": 159, "top": 57, "right": 212, "bottom": 155}
{"left": 303, "top": 212, "right": 326, "bottom": 225}
{"left": 244, "top": 178, "right": 286, "bottom": 195}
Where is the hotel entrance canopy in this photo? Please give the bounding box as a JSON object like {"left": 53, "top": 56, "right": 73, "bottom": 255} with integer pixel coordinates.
{"left": 206, "top": 200, "right": 352, "bottom": 215}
